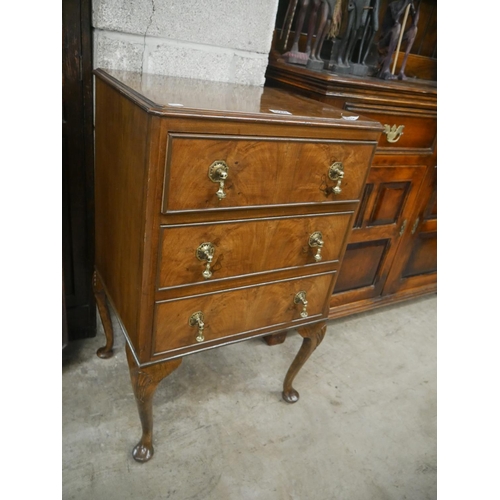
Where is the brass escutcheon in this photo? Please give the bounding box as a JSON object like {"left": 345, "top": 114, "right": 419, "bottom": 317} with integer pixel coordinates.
{"left": 189, "top": 311, "right": 205, "bottom": 342}
{"left": 383, "top": 124, "right": 405, "bottom": 143}
{"left": 196, "top": 242, "right": 215, "bottom": 279}
{"left": 328, "top": 162, "right": 344, "bottom": 195}
{"left": 208, "top": 161, "right": 229, "bottom": 200}
{"left": 294, "top": 291, "right": 309, "bottom": 318}
{"left": 308, "top": 231, "right": 324, "bottom": 262}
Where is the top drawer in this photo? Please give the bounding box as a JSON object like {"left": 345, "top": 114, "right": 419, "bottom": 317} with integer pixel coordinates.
{"left": 344, "top": 103, "right": 436, "bottom": 154}
{"left": 162, "top": 134, "right": 376, "bottom": 213}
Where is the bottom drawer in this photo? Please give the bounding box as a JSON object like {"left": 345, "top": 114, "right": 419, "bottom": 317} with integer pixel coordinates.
{"left": 153, "top": 273, "right": 334, "bottom": 355}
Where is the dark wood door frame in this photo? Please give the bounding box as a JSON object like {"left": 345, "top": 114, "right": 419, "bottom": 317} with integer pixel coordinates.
{"left": 62, "top": 0, "right": 95, "bottom": 340}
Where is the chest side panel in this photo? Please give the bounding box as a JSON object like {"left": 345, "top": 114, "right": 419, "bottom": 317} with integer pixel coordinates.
{"left": 94, "top": 79, "right": 150, "bottom": 346}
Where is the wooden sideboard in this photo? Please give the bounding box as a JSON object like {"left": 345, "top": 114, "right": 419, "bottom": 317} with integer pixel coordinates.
{"left": 93, "top": 68, "right": 382, "bottom": 461}
{"left": 266, "top": 55, "right": 437, "bottom": 319}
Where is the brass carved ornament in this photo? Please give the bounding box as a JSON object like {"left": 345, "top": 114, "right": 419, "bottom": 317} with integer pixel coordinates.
{"left": 196, "top": 242, "right": 215, "bottom": 279}
{"left": 328, "top": 161, "right": 344, "bottom": 194}
{"left": 208, "top": 160, "right": 229, "bottom": 200}
{"left": 294, "top": 290, "right": 309, "bottom": 318}
{"left": 383, "top": 124, "right": 405, "bottom": 143}
{"left": 189, "top": 311, "right": 205, "bottom": 342}
{"left": 308, "top": 231, "right": 324, "bottom": 261}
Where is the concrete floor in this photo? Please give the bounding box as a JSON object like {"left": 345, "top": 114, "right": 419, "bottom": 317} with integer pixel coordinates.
{"left": 62, "top": 294, "right": 437, "bottom": 500}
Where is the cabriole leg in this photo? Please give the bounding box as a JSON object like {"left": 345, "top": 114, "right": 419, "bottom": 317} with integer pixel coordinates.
{"left": 93, "top": 271, "right": 114, "bottom": 359}
{"left": 126, "top": 345, "right": 182, "bottom": 463}
{"left": 282, "top": 321, "right": 326, "bottom": 403}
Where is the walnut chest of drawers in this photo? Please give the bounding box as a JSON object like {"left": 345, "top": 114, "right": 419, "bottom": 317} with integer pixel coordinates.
{"left": 92, "top": 68, "right": 382, "bottom": 462}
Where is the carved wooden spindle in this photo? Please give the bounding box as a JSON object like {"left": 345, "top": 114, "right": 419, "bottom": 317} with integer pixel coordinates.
{"left": 282, "top": 322, "right": 326, "bottom": 403}
{"left": 93, "top": 271, "right": 115, "bottom": 359}
{"left": 126, "top": 345, "right": 182, "bottom": 463}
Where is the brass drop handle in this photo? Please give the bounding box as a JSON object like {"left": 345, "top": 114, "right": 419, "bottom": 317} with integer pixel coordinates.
{"left": 294, "top": 291, "right": 309, "bottom": 318}
{"left": 208, "top": 161, "right": 229, "bottom": 200}
{"left": 196, "top": 242, "right": 215, "bottom": 279}
{"left": 328, "top": 162, "right": 344, "bottom": 195}
{"left": 309, "top": 231, "right": 324, "bottom": 262}
{"left": 383, "top": 124, "right": 405, "bottom": 143}
{"left": 189, "top": 311, "right": 205, "bottom": 342}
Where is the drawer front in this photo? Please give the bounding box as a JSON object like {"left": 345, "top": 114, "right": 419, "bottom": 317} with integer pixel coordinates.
{"left": 153, "top": 273, "right": 333, "bottom": 354}
{"left": 162, "top": 134, "right": 375, "bottom": 212}
{"left": 158, "top": 212, "right": 352, "bottom": 288}
{"left": 344, "top": 104, "right": 436, "bottom": 153}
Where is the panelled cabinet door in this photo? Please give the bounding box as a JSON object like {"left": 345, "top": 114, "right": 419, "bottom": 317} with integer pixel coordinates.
{"left": 330, "top": 163, "right": 426, "bottom": 313}
{"left": 383, "top": 163, "right": 437, "bottom": 295}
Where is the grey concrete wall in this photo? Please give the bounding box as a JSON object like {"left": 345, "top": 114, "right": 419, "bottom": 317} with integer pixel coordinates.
{"left": 93, "top": 0, "right": 280, "bottom": 86}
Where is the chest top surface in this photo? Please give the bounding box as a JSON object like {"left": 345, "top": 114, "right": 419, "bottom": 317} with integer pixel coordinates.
{"left": 94, "top": 68, "right": 382, "bottom": 131}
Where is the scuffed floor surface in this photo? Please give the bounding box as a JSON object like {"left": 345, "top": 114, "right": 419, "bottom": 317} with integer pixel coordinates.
{"left": 63, "top": 295, "right": 436, "bottom": 500}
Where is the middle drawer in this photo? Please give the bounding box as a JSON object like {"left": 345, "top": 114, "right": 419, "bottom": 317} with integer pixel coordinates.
{"left": 157, "top": 212, "right": 353, "bottom": 289}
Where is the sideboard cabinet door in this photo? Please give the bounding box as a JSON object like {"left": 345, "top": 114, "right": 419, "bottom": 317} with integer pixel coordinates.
{"left": 383, "top": 162, "right": 437, "bottom": 296}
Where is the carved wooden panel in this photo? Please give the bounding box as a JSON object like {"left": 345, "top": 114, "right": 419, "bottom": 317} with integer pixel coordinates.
{"left": 353, "top": 183, "right": 373, "bottom": 228}
{"left": 403, "top": 165, "right": 437, "bottom": 278}
{"left": 427, "top": 197, "right": 437, "bottom": 219}
{"left": 367, "top": 181, "right": 411, "bottom": 227}
{"left": 383, "top": 161, "right": 437, "bottom": 296}
{"left": 330, "top": 164, "right": 426, "bottom": 311}
{"left": 423, "top": 168, "right": 437, "bottom": 220}
{"left": 402, "top": 231, "right": 437, "bottom": 279}
{"left": 352, "top": 165, "right": 424, "bottom": 233}
{"left": 334, "top": 240, "right": 389, "bottom": 293}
